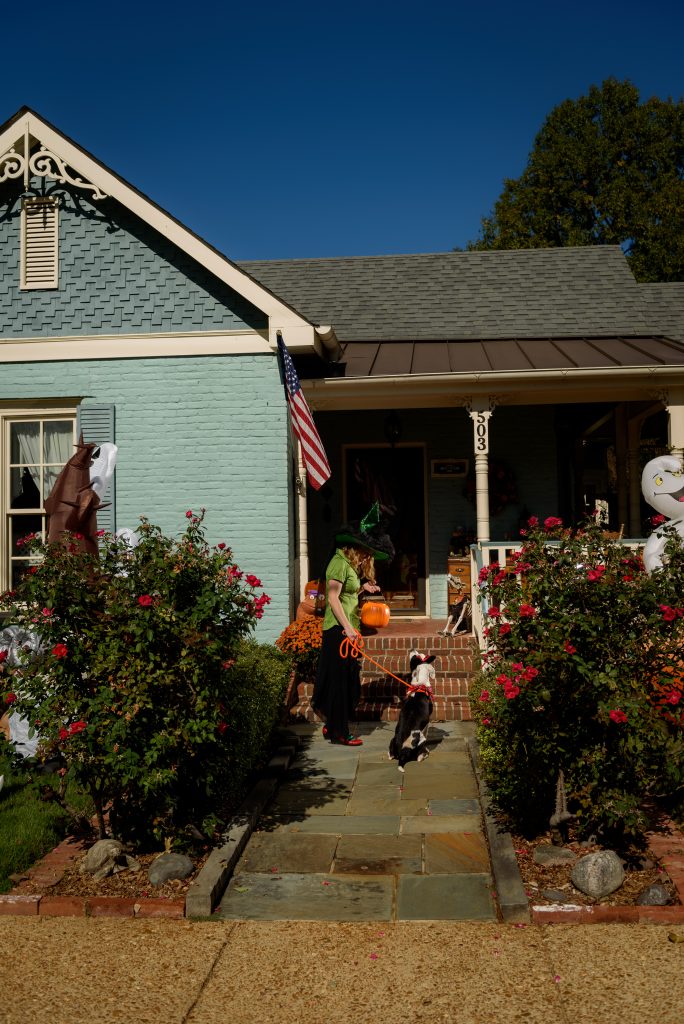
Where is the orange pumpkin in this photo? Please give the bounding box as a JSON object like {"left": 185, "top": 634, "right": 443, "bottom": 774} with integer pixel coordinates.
{"left": 360, "top": 600, "right": 391, "bottom": 628}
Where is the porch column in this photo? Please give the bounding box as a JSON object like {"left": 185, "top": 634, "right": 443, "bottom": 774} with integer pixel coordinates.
{"left": 666, "top": 387, "right": 684, "bottom": 464}
{"left": 297, "top": 443, "right": 310, "bottom": 600}
{"left": 467, "top": 399, "right": 494, "bottom": 543}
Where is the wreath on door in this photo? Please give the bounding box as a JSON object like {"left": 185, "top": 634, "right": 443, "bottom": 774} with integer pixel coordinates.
{"left": 464, "top": 458, "right": 519, "bottom": 517}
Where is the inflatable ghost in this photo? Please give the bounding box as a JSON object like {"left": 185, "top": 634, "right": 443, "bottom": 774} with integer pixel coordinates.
{"left": 641, "top": 455, "right": 684, "bottom": 573}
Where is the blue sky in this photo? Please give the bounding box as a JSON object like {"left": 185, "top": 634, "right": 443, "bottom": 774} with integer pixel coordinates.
{"left": 3, "top": 1, "right": 682, "bottom": 260}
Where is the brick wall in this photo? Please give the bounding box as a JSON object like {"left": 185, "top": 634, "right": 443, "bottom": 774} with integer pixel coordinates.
{"left": 0, "top": 355, "right": 292, "bottom": 642}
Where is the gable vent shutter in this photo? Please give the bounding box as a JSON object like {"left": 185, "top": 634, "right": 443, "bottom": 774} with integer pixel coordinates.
{"left": 77, "top": 404, "right": 116, "bottom": 535}
{"left": 21, "top": 198, "right": 59, "bottom": 289}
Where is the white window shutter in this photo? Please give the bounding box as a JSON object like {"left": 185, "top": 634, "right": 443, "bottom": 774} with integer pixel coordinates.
{"left": 21, "top": 198, "right": 59, "bottom": 289}
{"left": 77, "top": 404, "right": 116, "bottom": 535}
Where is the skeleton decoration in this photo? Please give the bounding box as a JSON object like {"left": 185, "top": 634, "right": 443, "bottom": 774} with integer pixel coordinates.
{"left": 641, "top": 455, "right": 684, "bottom": 573}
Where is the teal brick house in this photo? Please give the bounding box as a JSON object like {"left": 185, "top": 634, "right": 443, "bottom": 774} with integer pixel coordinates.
{"left": 2, "top": 107, "right": 684, "bottom": 643}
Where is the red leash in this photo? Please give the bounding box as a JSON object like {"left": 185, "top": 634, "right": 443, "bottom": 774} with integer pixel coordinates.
{"left": 339, "top": 632, "right": 413, "bottom": 689}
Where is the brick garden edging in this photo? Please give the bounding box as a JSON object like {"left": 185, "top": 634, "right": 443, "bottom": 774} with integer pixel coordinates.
{"left": 0, "top": 741, "right": 298, "bottom": 920}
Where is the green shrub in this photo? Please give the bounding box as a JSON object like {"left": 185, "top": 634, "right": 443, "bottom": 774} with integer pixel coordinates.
{"left": 471, "top": 515, "right": 684, "bottom": 844}
{"left": 0, "top": 749, "right": 93, "bottom": 892}
{"left": 0, "top": 511, "right": 286, "bottom": 847}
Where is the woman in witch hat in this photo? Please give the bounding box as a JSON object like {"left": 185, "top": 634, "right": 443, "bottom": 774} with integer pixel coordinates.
{"left": 312, "top": 502, "right": 394, "bottom": 745}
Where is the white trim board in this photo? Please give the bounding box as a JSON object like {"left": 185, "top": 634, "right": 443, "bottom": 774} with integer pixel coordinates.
{"left": 0, "top": 331, "right": 274, "bottom": 362}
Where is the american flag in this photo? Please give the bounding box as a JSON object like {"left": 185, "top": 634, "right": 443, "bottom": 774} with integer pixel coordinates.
{"left": 277, "top": 334, "right": 331, "bottom": 490}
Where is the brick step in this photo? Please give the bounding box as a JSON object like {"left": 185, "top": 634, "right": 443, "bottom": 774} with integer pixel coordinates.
{"left": 361, "top": 677, "right": 470, "bottom": 700}
{"left": 360, "top": 657, "right": 474, "bottom": 679}
{"left": 296, "top": 677, "right": 472, "bottom": 700}
{"left": 290, "top": 694, "right": 471, "bottom": 724}
{"left": 361, "top": 633, "right": 474, "bottom": 654}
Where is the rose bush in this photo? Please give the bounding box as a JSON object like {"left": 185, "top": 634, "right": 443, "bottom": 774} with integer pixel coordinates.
{"left": 470, "top": 515, "right": 684, "bottom": 843}
{"left": 0, "top": 511, "right": 290, "bottom": 847}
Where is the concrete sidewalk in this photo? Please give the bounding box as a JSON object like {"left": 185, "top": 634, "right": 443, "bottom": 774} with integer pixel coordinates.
{"left": 218, "top": 722, "right": 495, "bottom": 922}
{"left": 4, "top": 917, "right": 684, "bottom": 1023}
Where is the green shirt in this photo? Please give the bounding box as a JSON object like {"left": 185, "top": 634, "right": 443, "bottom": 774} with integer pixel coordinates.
{"left": 322, "top": 549, "right": 361, "bottom": 631}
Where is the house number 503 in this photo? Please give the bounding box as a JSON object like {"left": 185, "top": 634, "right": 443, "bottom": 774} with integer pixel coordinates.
{"left": 474, "top": 412, "right": 489, "bottom": 454}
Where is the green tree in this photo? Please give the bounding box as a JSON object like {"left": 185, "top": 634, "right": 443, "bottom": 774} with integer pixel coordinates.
{"left": 469, "top": 78, "right": 684, "bottom": 282}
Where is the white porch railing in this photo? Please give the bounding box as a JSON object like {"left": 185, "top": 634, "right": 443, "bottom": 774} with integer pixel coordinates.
{"left": 469, "top": 538, "right": 646, "bottom": 648}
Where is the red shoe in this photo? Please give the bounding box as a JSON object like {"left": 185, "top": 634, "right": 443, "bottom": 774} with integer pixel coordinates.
{"left": 330, "top": 734, "right": 363, "bottom": 746}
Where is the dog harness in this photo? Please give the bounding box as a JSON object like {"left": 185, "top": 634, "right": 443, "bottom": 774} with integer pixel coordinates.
{"left": 405, "top": 683, "right": 434, "bottom": 700}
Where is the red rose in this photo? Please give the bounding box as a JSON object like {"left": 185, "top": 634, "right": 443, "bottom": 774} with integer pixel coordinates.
{"left": 52, "top": 643, "right": 68, "bottom": 659}
{"left": 523, "top": 666, "right": 539, "bottom": 681}
{"left": 246, "top": 574, "right": 262, "bottom": 588}
{"left": 564, "top": 640, "right": 577, "bottom": 655}
{"left": 498, "top": 622, "right": 511, "bottom": 635}
{"left": 0, "top": 650, "right": 7, "bottom": 663}
{"left": 58, "top": 727, "right": 69, "bottom": 741}
{"left": 587, "top": 566, "right": 606, "bottom": 582}
{"left": 504, "top": 685, "right": 520, "bottom": 699}
{"left": 218, "top": 543, "right": 226, "bottom": 550}
{"left": 652, "top": 514, "right": 667, "bottom": 526}
{"left": 479, "top": 691, "right": 490, "bottom": 702}
{"left": 667, "top": 690, "right": 681, "bottom": 705}
{"left": 487, "top": 606, "right": 501, "bottom": 619}
{"left": 527, "top": 516, "right": 539, "bottom": 528}
{"left": 69, "top": 720, "right": 87, "bottom": 735}
{"left": 609, "top": 709, "right": 627, "bottom": 724}
{"left": 138, "top": 594, "right": 153, "bottom": 607}
{"left": 544, "top": 516, "right": 563, "bottom": 530}
{"left": 4, "top": 692, "right": 16, "bottom": 705}
{"left": 186, "top": 510, "right": 193, "bottom": 518}
{"left": 518, "top": 604, "right": 536, "bottom": 618}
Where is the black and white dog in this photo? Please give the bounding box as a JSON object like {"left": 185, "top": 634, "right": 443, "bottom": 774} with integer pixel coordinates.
{"left": 388, "top": 650, "right": 435, "bottom": 773}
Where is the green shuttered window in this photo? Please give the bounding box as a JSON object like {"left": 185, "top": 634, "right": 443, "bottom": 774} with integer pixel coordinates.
{"left": 77, "top": 404, "right": 116, "bottom": 535}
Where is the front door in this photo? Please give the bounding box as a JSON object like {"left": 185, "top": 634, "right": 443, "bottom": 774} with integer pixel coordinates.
{"left": 344, "top": 444, "right": 427, "bottom": 615}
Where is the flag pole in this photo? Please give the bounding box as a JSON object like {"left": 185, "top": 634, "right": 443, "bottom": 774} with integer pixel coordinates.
{"left": 276, "top": 330, "right": 310, "bottom": 600}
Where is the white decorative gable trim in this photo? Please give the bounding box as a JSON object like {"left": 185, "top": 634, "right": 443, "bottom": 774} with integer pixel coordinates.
{"left": 0, "top": 108, "right": 323, "bottom": 354}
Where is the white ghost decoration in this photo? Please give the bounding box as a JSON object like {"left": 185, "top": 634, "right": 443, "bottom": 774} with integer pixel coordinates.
{"left": 641, "top": 455, "right": 684, "bottom": 573}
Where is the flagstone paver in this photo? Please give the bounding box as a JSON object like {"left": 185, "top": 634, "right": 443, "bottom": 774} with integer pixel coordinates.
{"left": 332, "top": 835, "right": 422, "bottom": 875}
{"left": 424, "top": 831, "right": 490, "bottom": 873}
{"left": 396, "top": 874, "right": 495, "bottom": 920}
{"left": 236, "top": 833, "right": 338, "bottom": 874}
{"left": 217, "top": 722, "right": 496, "bottom": 922}
{"left": 220, "top": 872, "right": 394, "bottom": 921}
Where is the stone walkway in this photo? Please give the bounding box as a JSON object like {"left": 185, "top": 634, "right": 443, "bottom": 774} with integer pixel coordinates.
{"left": 217, "top": 721, "right": 496, "bottom": 922}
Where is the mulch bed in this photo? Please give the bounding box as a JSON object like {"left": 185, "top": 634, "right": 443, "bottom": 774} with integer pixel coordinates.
{"left": 511, "top": 827, "right": 680, "bottom": 908}
{"left": 12, "top": 848, "right": 210, "bottom": 902}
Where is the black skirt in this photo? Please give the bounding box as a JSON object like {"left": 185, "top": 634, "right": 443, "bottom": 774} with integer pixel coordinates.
{"left": 312, "top": 624, "right": 361, "bottom": 738}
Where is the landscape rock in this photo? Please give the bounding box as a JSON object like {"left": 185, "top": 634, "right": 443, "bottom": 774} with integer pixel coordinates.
{"left": 80, "top": 839, "right": 124, "bottom": 879}
{"left": 636, "top": 882, "right": 671, "bottom": 906}
{"left": 541, "top": 888, "right": 571, "bottom": 903}
{"left": 148, "top": 852, "right": 194, "bottom": 887}
{"left": 571, "top": 850, "right": 625, "bottom": 898}
{"left": 533, "top": 844, "right": 577, "bottom": 867}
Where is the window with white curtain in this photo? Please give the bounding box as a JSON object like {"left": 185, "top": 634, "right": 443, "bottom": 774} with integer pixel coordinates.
{"left": 1, "top": 412, "right": 76, "bottom": 591}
